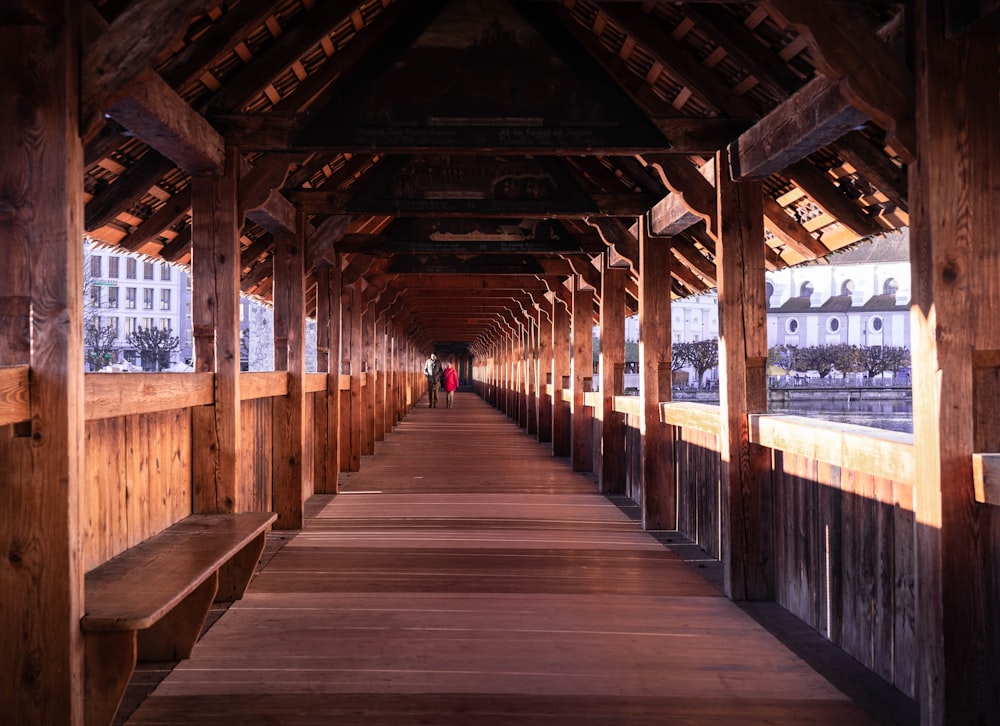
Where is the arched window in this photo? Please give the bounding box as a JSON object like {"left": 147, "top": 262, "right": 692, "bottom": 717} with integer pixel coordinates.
{"left": 841, "top": 280, "right": 855, "bottom": 296}
{"left": 883, "top": 278, "right": 899, "bottom": 295}
{"left": 765, "top": 281, "right": 774, "bottom": 306}
{"left": 786, "top": 318, "right": 799, "bottom": 334}
{"left": 799, "top": 281, "right": 814, "bottom": 298}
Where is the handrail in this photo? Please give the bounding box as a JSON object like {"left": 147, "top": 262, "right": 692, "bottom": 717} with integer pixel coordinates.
{"left": 240, "top": 371, "right": 288, "bottom": 401}
{"left": 612, "top": 395, "right": 641, "bottom": 417}
{"left": 304, "top": 373, "right": 328, "bottom": 394}
{"left": 86, "top": 373, "right": 214, "bottom": 421}
{"left": 659, "top": 401, "right": 721, "bottom": 432}
{"left": 750, "top": 413, "right": 914, "bottom": 484}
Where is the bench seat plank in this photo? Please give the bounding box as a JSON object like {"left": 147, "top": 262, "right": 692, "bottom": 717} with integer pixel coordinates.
{"left": 83, "top": 512, "right": 276, "bottom": 632}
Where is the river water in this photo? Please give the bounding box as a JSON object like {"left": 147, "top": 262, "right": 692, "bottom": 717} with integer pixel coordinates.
{"left": 768, "top": 398, "right": 913, "bottom": 434}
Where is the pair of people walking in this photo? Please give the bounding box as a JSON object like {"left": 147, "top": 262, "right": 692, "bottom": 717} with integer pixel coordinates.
{"left": 423, "top": 352, "right": 458, "bottom": 408}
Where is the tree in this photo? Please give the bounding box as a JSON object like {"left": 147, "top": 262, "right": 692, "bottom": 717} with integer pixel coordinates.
{"left": 674, "top": 338, "right": 718, "bottom": 389}
{"left": 858, "top": 345, "right": 911, "bottom": 379}
{"left": 84, "top": 322, "right": 118, "bottom": 371}
{"left": 127, "top": 326, "right": 180, "bottom": 372}
{"left": 767, "top": 344, "right": 798, "bottom": 376}
{"left": 827, "top": 343, "right": 861, "bottom": 379}
{"left": 795, "top": 345, "right": 836, "bottom": 379}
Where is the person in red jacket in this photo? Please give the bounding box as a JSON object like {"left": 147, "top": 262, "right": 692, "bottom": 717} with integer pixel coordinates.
{"left": 441, "top": 361, "right": 459, "bottom": 408}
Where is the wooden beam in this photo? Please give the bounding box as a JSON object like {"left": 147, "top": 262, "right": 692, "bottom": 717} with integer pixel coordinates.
{"left": 600, "top": 261, "right": 627, "bottom": 493}
{"left": 762, "top": 196, "right": 830, "bottom": 258}
{"left": 832, "top": 131, "right": 908, "bottom": 213}
{"left": 644, "top": 155, "right": 719, "bottom": 238}
{"left": 728, "top": 74, "right": 868, "bottom": 181}
{"left": 80, "top": 0, "right": 223, "bottom": 139}
{"left": 786, "top": 159, "right": 886, "bottom": 237}
{"left": 245, "top": 190, "right": 297, "bottom": 235}
{"left": 671, "top": 236, "right": 718, "bottom": 287}
{"left": 191, "top": 147, "right": 241, "bottom": 513}
{"left": 118, "top": 189, "right": 190, "bottom": 253}
{"left": 910, "top": 0, "right": 1000, "bottom": 720}
{"left": 0, "top": 10, "right": 85, "bottom": 721}
{"left": 586, "top": 217, "right": 639, "bottom": 272}
{"left": 84, "top": 151, "right": 174, "bottom": 233}
{"left": 638, "top": 219, "right": 675, "bottom": 530}
{"left": 106, "top": 70, "right": 224, "bottom": 176}
{"left": 714, "top": 148, "right": 772, "bottom": 600}
{"left": 598, "top": 2, "right": 758, "bottom": 118}
{"left": 764, "top": 0, "right": 915, "bottom": 163}
{"left": 272, "top": 220, "right": 306, "bottom": 530}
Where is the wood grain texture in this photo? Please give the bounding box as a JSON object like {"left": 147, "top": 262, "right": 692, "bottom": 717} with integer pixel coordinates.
{"left": 0, "top": 364, "right": 29, "bottom": 425}
{"left": 571, "top": 280, "right": 593, "bottom": 472}
{"left": 126, "top": 396, "right": 894, "bottom": 726}
{"left": 86, "top": 372, "right": 213, "bottom": 420}
{"left": 599, "top": 263, "right": 626, "bottom": 493}
{"left": 638, "top": 219, "right": 676, "bottom": 530}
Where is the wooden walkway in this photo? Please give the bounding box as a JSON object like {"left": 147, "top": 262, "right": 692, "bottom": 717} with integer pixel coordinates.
{"left": 125, "top": 393, "right": 909, "bottom": 725}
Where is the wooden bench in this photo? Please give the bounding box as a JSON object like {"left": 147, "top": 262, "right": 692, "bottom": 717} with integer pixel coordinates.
{"left": 81, "top": 512, "right": 277, "bottom": 726}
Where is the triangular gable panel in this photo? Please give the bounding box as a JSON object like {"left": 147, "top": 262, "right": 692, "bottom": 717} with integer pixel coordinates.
{"left": 348, "top": 154, "right": 600, "bottom": 216}
{"left": 297, "top": 0, "right": 669, "bottom": 152}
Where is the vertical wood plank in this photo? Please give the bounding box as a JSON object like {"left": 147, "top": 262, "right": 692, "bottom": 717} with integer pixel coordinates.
{"left": 638, "top": 218, "right": 676, "bottom": 530}
{"left": 348, "top": 285, "right": 363, "bottom": 470}
{"left": 715, "top": 148, "right": 772, "bottom": 600}
{"left": 600, "top": 261, "right": 627, "bottom": 494}
{"left": 0, "top": 4, "right": 85, "bottom": 719}
{"left": 361, "top": 305, "right": 376, "bottom": 456}
{"left": 526, "top": 317, "right": 538, "bottom": 436}
{"left": 313, "top": 267, "right": 331, "bottom": 493}
{"left": 326, "top": 263, "right": 342, "bottom": 491}
{"left": 911, "top": 2, "right": 1000, "bottom": 721}
{"left": 551, "top": 296, "right": 571, "bottom": 457}
{"left": 536, "top": 301, "right": 553, "bottom": 443}
{"left": 191, "top": 147, "right": 241, "bottom": 513}
{"left": 272, "top": 224, "right": 305, "bottom": 530}
{"left": 571, "top": 277, "right": 594, "bottom": 472}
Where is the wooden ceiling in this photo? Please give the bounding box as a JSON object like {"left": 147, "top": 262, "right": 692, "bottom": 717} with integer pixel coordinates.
{"left": 80, "top": 0, "right": 910, "bottom": 353}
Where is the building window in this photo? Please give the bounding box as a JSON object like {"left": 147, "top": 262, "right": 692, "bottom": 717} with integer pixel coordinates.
{"left": 126, "top": 258, "right": 137, "bottom": 279}
{"left": 160, "top": 288, "right": 171, "bottom": 310}
{"left": 109, "top": 317, "right": 119, "bottom": 336}
{"left": 799, "top": 282, "right": 814, "bottom": 298}
{"left": 89, "top": 287, "right": 101, "bottom": 308}
{"left": 90, "top": 255, "right": 101, "bottom": 277}
{"left": 765, "top": 281, "right": 774, "bottom": 306}
{"left": 160, "top": 318, "right": 171, "bottom": 331}
{"left": 160, "top": 264, "right": 171, "bottom": 281}
{"left": 827, "top": 317, "right": 841, "bottom": 333}
{"left": 108, "top": 256, "right": 119, "bottom": 278}
{"left": 841, "top": 280, "right": 855, "bottom": 296}
{"left": 883, "top": 278, "right": 899, "bottom": 295}
{"left": 786, "top": 318, "right": 799, "bottom": 334}
{"left": 143, "top": 261, "right": 154, "bottom": 280}
{"left": 107, "top": 287, "right": 118, "bottom": 309}
{"left": 125, "top": 317, "right": 136, "bottom": 336}
{"left": 143, "top": 288, "right": 153, "bottom": 310}
{"left": 143, "top": 317, "right": 153, "bottom": 330}
{"left": 869, "top": 316, "right": 883, "bottom": 332}
{"left": 125, "top": 287, "right": 136, "bottom": 309}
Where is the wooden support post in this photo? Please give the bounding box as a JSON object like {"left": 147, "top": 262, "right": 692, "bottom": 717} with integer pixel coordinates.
{"left": 0, "top": 5, "right": 85, "bottom": 719}
{"left": 638, "top": 218, "right": 676, "bottom": 530}
{"left": 271, "top": 221, "right": 306, "bottom": 530}
{"left": 526, "top": 317, "right": 538, "bottom": 436}
{"left": 715, "top": 148, "right": 772, "bottom": 601}
{"left": 339, "top": 284, "right": 355, "bottom": 472}
{"left": 348, "top": 284, "right": 363, "bottom": 470}
{"left": 601, "top": 260, "right": 627, "bottom": 494}
{"left": 313, "top": 266, "right": 340, "bottom": 494}
{"left": 361, "top": 305, "right": 375, "bottom": 456}
{"left": 192, "top": 147, "right": 241, "bottom": 513}
{"left": 537, "top": 301, "right": 553, "bottom": 443}
{"left": 572, "top": 276, "right": 595, "bottom": 472}
{"left": 911, "top": 2, "right": 1000, "bottom": 722}
{"left": 552, "top": 296, "right": 572, "bottom": 456}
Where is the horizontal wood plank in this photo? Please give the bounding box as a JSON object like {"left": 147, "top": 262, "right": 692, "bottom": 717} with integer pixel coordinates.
{"left": 240, "top": 372, "right": 288, "bottom": 401}
{"left": 659, "top": 401, "right": 721, "bottom": 433}
{"left": 85, "top": 373, "right": 213, "bottom": 421}
{"left": 613, "top": 395, "right": 642, "bottom": 417}
{"left": 750, "top": 413, "right": 914, "bottom": 484}
{"left": 303, "top": 373, "right": 328, "bottom": 394}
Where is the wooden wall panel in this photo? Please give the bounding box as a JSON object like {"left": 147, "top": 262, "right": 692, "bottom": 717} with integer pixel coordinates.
{"left": 303, "top": 393, "right": 315, "bottom": 501}
{"left": 675, "top": 426, "right": 721, "bottom": 559}
{"left": 82, "top": 419, "right": 128, "bottom": 572}
{"left": 239, "top": 398, "right": 273, "bottom": 514}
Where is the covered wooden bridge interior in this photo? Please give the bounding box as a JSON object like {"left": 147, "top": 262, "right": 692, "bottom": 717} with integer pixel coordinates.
{"left": 0, "top": 0, "right": 997, "bottom": 723}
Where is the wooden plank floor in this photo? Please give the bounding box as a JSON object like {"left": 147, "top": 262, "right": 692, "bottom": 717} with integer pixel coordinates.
{"left": 125, "top": 393, "right": 904, "bottom": 725}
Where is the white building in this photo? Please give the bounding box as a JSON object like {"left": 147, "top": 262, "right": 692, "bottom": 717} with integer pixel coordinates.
{"left": 623, "top": 229, "right": 912, "bottom": 384}
{"left": 84, "top": 242, "right": 192, "bottom": 370}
